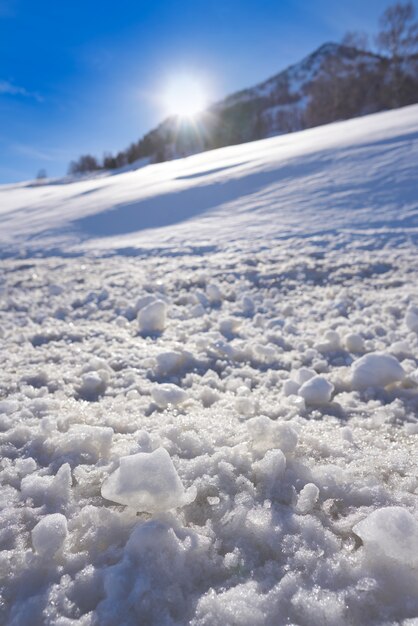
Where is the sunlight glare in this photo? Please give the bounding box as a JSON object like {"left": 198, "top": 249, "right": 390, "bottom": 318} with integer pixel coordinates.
{"left": 163, "top": 75, "right": 208, "bottom": 118}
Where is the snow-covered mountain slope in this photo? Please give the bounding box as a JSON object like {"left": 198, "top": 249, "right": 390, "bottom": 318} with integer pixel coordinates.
{"left": 1, "top": 104, "right": 418, "bottom": 256}
{"left": 1, "top": 106, "right": 418, "bottom": 625}
{"left": 218, "top": 42, "right": 380, "bottom": 107}
{"left": 91, "top": 42, "right": 417, "bottom": 170}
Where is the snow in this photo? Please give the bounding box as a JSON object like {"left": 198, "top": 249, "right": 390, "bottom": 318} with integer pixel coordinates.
{"left": 101, "top": 447, "right": 196, "bottom": 512}
{"left": 344, "top": 332, "right": 364, "bottom": 353}
{"left": 351, "top": 352, "right": 405, "bottom": 390}
{"left": 296, "top": 482, "right": 320, "bottom": 514}
{"left": 137, "top": 299, "right": 167, "bottom": 335}
{"left": 406, "top": 305, "right": 418, "bottom": 332}
{"left": 247, "top": 415, "right": 298, "bottom": 455}
{"left": 151, "top": 383, "right": 188, "bottom": 408}
{"left": 298, "top": 375, "right": 334, "bottom": 405}
{"left": 31, "top": 513, "right": 68, "bottom": 557}
{"left": 353, "top": 506, "right": 418, "bottom": 568}
{"left": 1, "top": 105, "right": 418, "bottom": 624}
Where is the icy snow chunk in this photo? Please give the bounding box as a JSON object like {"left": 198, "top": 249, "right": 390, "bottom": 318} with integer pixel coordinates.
{"left": 344, "top": 333, "right": 364, "bottom": 353}
{"left": 101, "top": 447, "right": 196, "bottom": 512}
{"left": 405, "top": 306, "right": 418, "bottom": 332}
{"left": 283, "top": 368, "right": 316, "bottom": 397}
{"left": 219, "top": 317, "right": 241, "bottom": 337}
{"left": 235, "top": 396, "right": 256, "bottom": 417}
{"left": 390, "top": 340, "right": 412, "bottom": 357}
{"left": 294, "top": 368, "right": 316, "bottom": 386}
{"left": 253, "top": 449, "right": 286, "bottom": 490}
{"left": 32, "top": 513, "right": 68, "bottom": 556}
{"left": 200, "top": 387, "right": 220, "bottom": 407}
{"left": 351, "top": 352, "right": 405, "bottom": 389}
{"left": 0, "top": 399, "right": 19, "bottom": 414}
{"left": 138, "top": 300, "right": 167, "bottom": 334}
{"left": 247, "top": 415, "right": 298, "bottom": 455}
{"left": 283, "top": 379, "right": 300, "bottom": 397}
{"left": 241, "top": 295, "right": 255, "bottom": 316}
{"left": 151, "top": 383, "right": 187, "bottom": 408}
{"left": 77, "top": 370, "right": 108, "bottom": 400}
{"left": 21, "top": 463, "right": 72, "bottom": 509}
{"left": 298, "top": 375, "right": 334, "bottom": 405}
{"left": 296, "top": 483, "right": 319, "bottom": 514}
{"left": 315, "top": 330, "right": 341, "bottom": 352}
{"left": 156, "top": 350, "right": 193, "bottom": 376}
{"left": 353, "top": 507, "right": 418, "bottom": 567}
{"left": 206, "top": 283, "right": 222, "bottom": 303}
{"left": 52, "top": 425, "right": 113, "bottom": 461}
{"left": 135, "top": 294, "right": 156, "bottom": 312}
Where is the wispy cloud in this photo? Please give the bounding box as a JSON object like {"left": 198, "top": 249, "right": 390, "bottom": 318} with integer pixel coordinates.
{"left": 12, "top": 143, "right": 70, "bottom": 162}
{"left": 0, "top": 80, "right": 43, "bottom": 102}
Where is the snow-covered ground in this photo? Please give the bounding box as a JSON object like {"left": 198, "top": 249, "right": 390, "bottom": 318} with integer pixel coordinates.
{"left": 1, "top": 105, "right": 418, "bottom": 625}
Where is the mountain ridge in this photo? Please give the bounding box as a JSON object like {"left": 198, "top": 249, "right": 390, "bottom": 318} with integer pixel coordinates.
{"left": 69, "top": 42, "right": 418, "bottom": 174}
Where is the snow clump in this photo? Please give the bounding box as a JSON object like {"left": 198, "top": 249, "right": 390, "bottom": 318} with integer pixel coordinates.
{"left": 247, "top": 415, "right": 298, "bottom": 455}
{"left": 353, "top": 506, "right": 418, "bottom": 568}
{"left": 405, "top": 305, "right": 418, "bottom": 332}
{"left": 32, "top": 513, "right": 68, "bottom": 557}
{"left": 101, "top": 447, "right": 196, "bottom": 512}
{"left": 344, "top": 332, "right": 364, "bottom": 353}
{"left": 296, "top": 483, "right": 320, "bottom": 514}
{"left": 351, "top": 352, "right": 405, "bottom": 390}
{"left": 298, "top": 375, "right": 334, "bottom": 405}
{"left": 151, "top": 383, "right": 188, "bottom": 408}
{"left": 138, "top": 300, "right": 167, "bottom": 334}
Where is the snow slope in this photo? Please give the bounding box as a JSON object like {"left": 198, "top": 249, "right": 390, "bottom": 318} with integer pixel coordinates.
{"left": 1, "top": 104, "right": 418, "bottom": 256}
{"left": 1, "top": 105, "right": 418, "bottom": 625}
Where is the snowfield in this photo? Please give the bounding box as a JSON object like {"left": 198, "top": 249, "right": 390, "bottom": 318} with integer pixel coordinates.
{"left": 1, "top": 105, "right": 418, "bottom": 625}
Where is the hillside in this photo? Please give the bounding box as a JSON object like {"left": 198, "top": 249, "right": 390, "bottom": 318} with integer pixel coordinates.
{"left": 70, "top": 42, "right": 418, "bottom": 173}
{"left": 1, "top": 106, "right": 418, "bottom": 625}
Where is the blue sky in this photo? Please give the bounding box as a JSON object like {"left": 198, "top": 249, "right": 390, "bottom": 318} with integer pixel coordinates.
{"left": 0, "top": 0, "right": 391, "bottom": 183}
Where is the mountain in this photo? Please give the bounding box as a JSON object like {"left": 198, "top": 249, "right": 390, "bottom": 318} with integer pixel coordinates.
{"left": 71, "top": 42, "right": 418, "bottom": 173}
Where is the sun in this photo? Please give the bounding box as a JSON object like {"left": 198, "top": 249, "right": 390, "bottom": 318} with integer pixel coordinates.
{"left": 162, "top": 75, "right": 208, "bottom": 119}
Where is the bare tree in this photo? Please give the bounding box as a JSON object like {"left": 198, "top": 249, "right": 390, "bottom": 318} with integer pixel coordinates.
{"left": 376, "top": 1, "right": 418, "bottom": 59}
{"left": 68, "top": 154, "right": 100, "bottom": 176}
{"left": 376, "top": 2, "right": 418, "bottom": 106}
{"left": 342, "top": 31, "right": 370, "bottom": 51}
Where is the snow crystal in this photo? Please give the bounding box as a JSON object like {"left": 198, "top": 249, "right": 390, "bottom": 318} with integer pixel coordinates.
{"left": 101, "top": 447, "right": 196, "bottom": 512}
{"left": 298, "top": 375, "right": 334, "bottom": 405}
{"left": 138, "top": 300, "right": 167, "bottom": 334}
{"left": 351, "top": 352, "right": 405, "bottom": 390}
{"left": 32, "top": 513, "right": 68, "bottom": 556}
